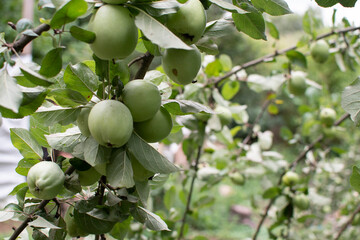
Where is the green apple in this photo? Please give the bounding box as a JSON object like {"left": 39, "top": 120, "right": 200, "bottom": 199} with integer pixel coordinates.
{"left": 293, "top": 193, "right": 310, "bottom": 210}
{"left": 88, "top": 5, "right": 138, "bottom": 60}
{"left": 88, "top": 100, "right": 133, "bottom": 148}
{"left": 162, "top": 46, "right": 201, "bottom": 85}
{"left": 27, "top": 161, "right": 65, "bottom": 200}
{"left": 64, "top": 205, "right": 89, "bottom": 237}
{"left": 229, "top": 172, "right": 245, "bottom": 186}
{"left": 320, "top": 107, "right": 336, "bottom": 127}
{"left": 282, "top": 171, "right": 299, "bottom": 186}
{"left": 288, "top": 73, "right": 306, "bottom": 96}
{"left": 122, "top": 80, "right": 161, "bottom": 122}
{"left": 134, "top": 107, "right": 173, "bottom": 143}
{"left": 77, "top": 167, "right": 102, "bottom": 186}
{"left": 77, "top": 107, "right": 91, "bottom": 137}
{"left": 166, "top": 0, "right": 207, "bottom": 44}
{"left": 310, "top": 40, "right": 329, "bottom": 63}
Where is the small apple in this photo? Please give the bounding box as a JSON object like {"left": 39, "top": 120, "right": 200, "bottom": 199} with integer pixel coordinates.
{"left": 121, "top": 80, "right": 161, "bottom": 122}
{"left": 162, "top": 46, "right": 201, "bottom": 85}
{"left": 27, "top": 161, "right": 65, "bottom": 200}
{"left": 310, "top": 40, "right": 329, "bottom": 63}
{"left": 293, "top": 193, "right": 310, "bottom": 210}
{"left": 229, "top": 172, "right": 245, "bottom": 186}
{"left": 288, "top": 72, "right": 306, "bottom": 96}
{"left": 134, "top": 107, "right": 173, "bottom": 143}
{"left": 320, "top": 108, "right": 336, "bottom": 127}
{"left": 282, "top": 171, "right": 299, "bottom": 186}
{"left": 88, "top": 5, "right": 138, "bottom": 60}
{"left": 166, "top": 0, "right": 207, "bottom": 44}
{"left": 88, "top": 100, "right": 133, "bottom": 148}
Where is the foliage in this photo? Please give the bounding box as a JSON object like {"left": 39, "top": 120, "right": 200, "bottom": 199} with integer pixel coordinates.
{"left": 1, "top": 0, "right": 360, "bottom": 239}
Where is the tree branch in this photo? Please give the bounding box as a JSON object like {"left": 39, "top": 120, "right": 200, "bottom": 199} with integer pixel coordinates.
{"left": 334, "top": 203, "right": 360, "bottom": 240}
{"left": 252, "top": 113, "right": 351, "bottom": 240}
{"left": 211, "top": 26, "right": 360, "bottom": 85}
{"left": 9, "top": 23, "right": 51, "bottom": 53}
{"left": 178, "top": 145, "right": 203, "bottom": 240}
{"left": 133, "top": 52, "right": 154, "bottom": 80}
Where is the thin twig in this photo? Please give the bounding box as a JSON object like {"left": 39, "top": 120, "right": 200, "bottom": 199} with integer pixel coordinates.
{"left": 211, "top": 26, "right": 360, "bottom": 85}
{"left": 178, "top": 145, "right": 203, "bottom": 240}
{"left": 334, "top": 204, "right": 360, "bottom": 240}
{"left": 9, "top": 200, "right": 50, "bottom": 240}
{"left": 252, "top": 113, "right": 351, "bottom": 240}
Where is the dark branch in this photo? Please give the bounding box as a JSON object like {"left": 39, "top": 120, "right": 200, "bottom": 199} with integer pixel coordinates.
{"left": 133, "top": 52, "right": 154, "bottom": 80}
{"left": 11, "top": 23, "right": 51, "bottom": 53}
{"left": 334, "top": 203, "right": 360, "bottom": 240}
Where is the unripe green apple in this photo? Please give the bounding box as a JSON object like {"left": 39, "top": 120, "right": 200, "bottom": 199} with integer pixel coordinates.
{"left": 27, "top": 161, "right": 65, "bottom": 200}
{"left": 162, "top": 47, "right": 201, "bottom": 85}
{"left": 134, "top": 107, "right": 173, "bottom": 143}
{"left": 77, "top": 167, "right": 102, "bottom": 186}
{"left": 88, "top": 100, "right": 133, "bottom": 148}
{"left": 229, "top": 172, "right": 245, "bottom": 186}
{"left": 103, "top": 0, "right": 127, "bottom": 4}
{"left": 88, "top": 5, "right": 138, "bottom": 60}
{"left": 320, "top": 108, "right": 336, "bottom": 127}
{"left": 310, "top": 40, "right": 329, "bottom": 63}
{"left": 122, "top": 80, "right": 161, "bottom": 122}
{"left": 77, "top": 107, "right": 91, "bottom": 137}
{"left": 64, "top": 206, "right": 89, "bottom": 237}
{"left": 282, "top": 171, "right": 299, "bottom": 186}
{"left": 166, "top": 0, "right": 207, "bottom": 44}
{"left": 288, "top": 73, "right": 306, "bottom": 96}
{"left": 293, "top": 193, "right": 310, "bottom": 210}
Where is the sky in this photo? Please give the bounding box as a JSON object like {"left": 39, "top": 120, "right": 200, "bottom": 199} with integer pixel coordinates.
{"left": 285, "top": 0, "right": 360, "bottom": 26}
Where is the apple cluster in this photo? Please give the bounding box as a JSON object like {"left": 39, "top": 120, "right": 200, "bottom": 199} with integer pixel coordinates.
{"left": 78, "top": 80, "right": 173, "bottom": 147}
{"left": 88, "top": 0, "right": 206, "bottom": 85}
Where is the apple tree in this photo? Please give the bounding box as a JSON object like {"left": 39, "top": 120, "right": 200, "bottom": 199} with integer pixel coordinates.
{"left": 1, "top": 0, "right": 360, "bottom": 239}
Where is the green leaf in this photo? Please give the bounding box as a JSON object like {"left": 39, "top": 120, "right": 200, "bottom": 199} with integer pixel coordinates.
{"left": 20, "top": 65, "right": 54, "bottom": 87}
{"left": 16, "top": 158, "right": 39, "bottom": 176}
{"left": 164, "top": 186, "right": 176, "bottom": 210}
{"left": 232, "top": 12, "right": 266, "bottom": 40}
{"left": 221, "top": 80, "right": 240, "bottom": 100}
{"left": 132, "top": 7, "right": 191, "bottom": 50}
{"left": 83, "top": 137, "right": 112, "bottom": 167}
{"left": 252, "top": 0, "right": 292, "bottom": 16}
{"left": 208, "top": 0, "right": 247, "bottom": 14}
{"left": 262, "top": 187, "right": 281, "bottom": 199}
{"left": 73, "top": 208, "right": 116, "bottom": 235}
{"left": 350, "top": 166, "right": 360, "bottom": 193}
{"left": 131, "top": 206, "right": 170, "bottom": 231}
{"left": 163, "top": 99, "right": 214, "bottom": 115}
{"left": 16, "top": 185, "right": 29, "bottom": 208}
{"left": 110, "top": 218, "right": 131, "bottom": 240}
{"left": 46, "top": 127, "right": 86, "bottom": 153}
{"left": 0, "top": 33, "right": 7, "bottom": 54}
{"left": 39, "top": 48, "right": 63, "bottom": 78}
{"left": 341, "top": 77, "right": 360, "bottom": 126}
{"left": 64, "top": 63, "right": 99, "bottom": 101}
{"left": 70, "top": 26, "right": 96, "bottom": 43}
{"left": 0, "top": 211, "right": 15, "bottom": 222}
{"left": 135, "top": 0, "right": 181, "bottom": 17}
{"left": 315, "top": 0, "right": 357, "bottom": 7}
{"left": 48, "top": 89, "right": 88, "bottom": 107}
{"left": 50, "top": 0, "right": 88, "bottom": 29}
{"left": 204, "top": 19, "right": 234, "bottom": 38}
{"left": 286, "top": 50, "right": 307, "bottom": 68}
{"left": 0, "top": 69, "right": 23, "bottom": 113}
{"left": 34, "top": 105, "right": 81, "bottom": 126}
{"left": 302, "top": 11, "right": 317, "bottom": 39}
{"left": 135, "top": 180, "right": 150, "bottom": 207}
{"left": 29, "top": 216, "right": 61, "bottom": 229}
{"left": 8, "top": 182, "right": 28, "bottom": 196}
{"left": 10, "top": 128, "right": 43, "bottom": 160}
{"left": 127, "top": 133, "right": 179, "bottom": 174}
{"left": 16, "top": 18, "right": 33, "bottom": 33}
{"left": 107, "top": 149, "right": 135, "bottom": 188}
{"left": 266, "top": 21, "right": 279, "bottom": 39}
